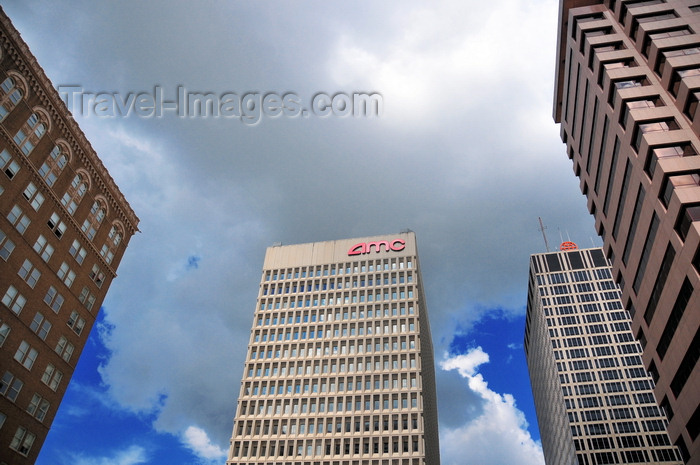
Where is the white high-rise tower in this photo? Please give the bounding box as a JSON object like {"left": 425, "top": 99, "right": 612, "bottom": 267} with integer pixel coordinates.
{"left": 226, "top": 232, "right": 440, "bottom": 465}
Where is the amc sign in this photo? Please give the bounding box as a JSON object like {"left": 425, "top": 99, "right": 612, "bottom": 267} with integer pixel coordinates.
{"left": 348, "top": 239, "right": 406, "bottom": 256}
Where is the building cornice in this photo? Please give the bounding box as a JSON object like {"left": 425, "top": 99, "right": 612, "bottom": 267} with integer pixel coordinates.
{"left": 0, "top": 6, "right": 140, "bottom": 235}
{"left": 553, "top": 0, "right": 606, "bottom": 122}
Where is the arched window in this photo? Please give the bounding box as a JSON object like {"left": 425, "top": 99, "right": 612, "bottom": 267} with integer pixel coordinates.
{"left": 38, "top": 144, "right": 70, "bottom": 187}
{"left": 108, "top": 224, "right": 122, "bottom": 246}
{"left": 60, "top": 173, "right": 88, "bottom": 214}
{"left": 81, "top": 199, "right": 106, "bottom": 241}
{"left": 91, "top": 199, "right": 106, "bottom": 224}
{"left": 0, "top": 74, "right": 24, "bottom": 121}
{"left": 100, "top": 222, "right": 124, "bottom": 264}
{"left": 13, "top": 111, "right": 49, "bottom": 155}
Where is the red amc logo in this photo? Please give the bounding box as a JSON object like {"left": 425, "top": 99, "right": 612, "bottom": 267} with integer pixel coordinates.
{"left": 348, "top": 239, "right": 406, "bottom": 256}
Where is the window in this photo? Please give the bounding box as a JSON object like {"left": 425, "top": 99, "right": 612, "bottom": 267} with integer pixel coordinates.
{"left": 620, "top": 97, "right": 659, "bottom": 128}
{"left": 32, "top": 234, "right": 54, "bottom": 262}
{"left": 60, "top": 174, "right": 87, "bottom": 214}
{"left": 0, "top": 228, "right": 15, "bottom": 260}
{"left": 670, "top": 327, "right": 700, "bottom": 397}
{"left": 47, "top": 212, "right": 67, "bottom": 239}
{"left": 14, "top": 340, "right": 38, "bottom": 370}
{"left": 2, "top": 285, "right": 26, "bottom": 314}
{"left": 7, "top": 204, "right": 30, "bottom": 234}
{"left": 67, "top": 310, "right": 86, "bottom": 336}
{"left": 609, "top": 76, "right": 649, "bottom": 105}
{"left": 580, "top": 26, "right": 612, "bottom": 54}
{"left": 78, "top": 286, "right": 96, "bottom": 311}
{"left": 643, "top": 26, "right": 691, "bottom": 56}
{"left": 69, "top": 239, "right": 87, "bottom": 264}
{"left": 43, "top": 286, "right": 64, "bottom": 313}
{"left": 620, "top": 0, "right": 665, "bottom": 22}
{"left": 81, "top": 200, "right": 106, "bottom": 240}
{"left": 41, "top": 364, "right": 62, "bottom": 391}
{"left": 599, "top": 58, "right": 635, "bottom": 86}
{"left": 0, "top": 322, "right": 10, "bottom": 347}
{"left": 657, "top": 278, "right": 694, "bottom": 360}
{"left": 670, "top": 68, "right": 700, "bottom": 97}
{"left": 612, "top": 160, "right": 633, "bottom": 240}
{"left": 633, "top": 119, "right": 678, "bottom": 152}
{"left": 100, "top": 244, "right": 114, "bottom": 264}
{"left": 0, "top": 371, "right": 23, "bottom": 401}
{"left": 55, "top": 336, "right": 74, "bottom": 362}
{"left": 687, "top": 90, "right": 700, "bottom": 122}
{"left": 656, "top": 47, "right": 700, "bottom": 77}
{"left": 81, "top": 220, "right": 95, "bottom": 240}
{"left": 630, "top": 11, "right": 678, "bottom": 42}
{"left": 9, "top": 426, "right": 35, "bottom": 456}
{"left": 57, "top": 262, "right": 75, "bottom": 288}
{"left": 661, "top": 173, "right": 700, "bottom": 207}
{"left": 13, "top": 112, "right": 46, "bottom": 155}
{"left": 30, "top": 312, "right": 51, "bottom": 340}
{"left": 22, "top": 182, "right": 44, "bottom": 211}
{"left": 676, "top": 204, "right": 700, "bottom": 241}
{"left": 0, "top": 148, "right": 20, "bottom": 179}
{"left": 687, "top": 405, "right": 700, "bottom": 440}
{"left": 0, "top": 75, "right": 23, "bottom": 120}
{"left": 646, "top": 144, "right": 696, "bottom": 179}
{"left": 108, "top": 224, "right": 122, "bottom": 246}
{"left": 18, "top": 259, "right": 41, "bottom": 288}
{"left": 26, "top": 393, "right": 50, "bottom": 422}
{"left": 38, "top": 145, "right": 68, "bottom": 187}
{"left": 90, "top": 264, "right": 105, "bottom": 288}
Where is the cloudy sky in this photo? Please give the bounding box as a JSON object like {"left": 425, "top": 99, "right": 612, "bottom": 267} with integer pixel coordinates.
{"left": 5, "top": 1, "right": 601, "bottom": 464}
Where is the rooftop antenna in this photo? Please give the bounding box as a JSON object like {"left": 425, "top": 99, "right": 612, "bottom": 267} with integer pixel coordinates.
{"left": 538, "top": 217, "right": 550, "bottom": 252}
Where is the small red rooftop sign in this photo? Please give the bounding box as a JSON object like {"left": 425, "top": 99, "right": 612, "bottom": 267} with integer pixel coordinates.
{"left": 348, "top": 239, "right": 406, "bottom": 256}
{"left": 560, "top": 241, "right": 578, "bottom": 251}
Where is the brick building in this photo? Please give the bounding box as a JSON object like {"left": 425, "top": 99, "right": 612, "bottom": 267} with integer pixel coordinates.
{"left": 0, "top": 8, "right": 138, "bottom": 464}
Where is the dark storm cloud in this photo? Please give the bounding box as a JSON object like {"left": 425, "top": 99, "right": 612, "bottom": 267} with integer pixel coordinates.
{"left": 5, "top": 0, "right": 588, "bottom": 462}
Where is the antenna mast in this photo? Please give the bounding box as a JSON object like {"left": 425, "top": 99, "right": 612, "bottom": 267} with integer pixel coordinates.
{"left": 538, "top": 217, "right": 551, "bottom": 252}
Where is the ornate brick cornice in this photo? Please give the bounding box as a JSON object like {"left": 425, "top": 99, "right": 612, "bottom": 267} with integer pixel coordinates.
{"left": 0, "top": 7, "right": 140, "bottom": 236}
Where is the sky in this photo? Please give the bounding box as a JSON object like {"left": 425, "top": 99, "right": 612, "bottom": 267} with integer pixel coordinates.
{"left": 4, "top": 1, "right": 602, "bottom": 464}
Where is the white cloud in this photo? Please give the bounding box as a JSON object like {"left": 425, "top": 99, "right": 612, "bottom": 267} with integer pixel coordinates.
{"left": 71, "top": 445, "right": 148, "bottom": 465}
{"left": 181, "top": 426, "right": 227, "bottom": 462}
{"left": 440, "top": 349, "right": 544, "bottom": 465}
{"left": 440, "top": 347, "right": 490, "bottom": 377}
{"left": 327, "top": 0, "right": 559, "bottom": 129}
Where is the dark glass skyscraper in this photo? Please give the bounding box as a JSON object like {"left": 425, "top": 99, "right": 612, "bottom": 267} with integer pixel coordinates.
{"left": 526, "top": 244, "right": 681, "bottom": 464}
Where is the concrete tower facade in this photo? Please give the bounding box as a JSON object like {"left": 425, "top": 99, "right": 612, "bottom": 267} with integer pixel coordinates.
{"left": 554, "top": 1, "right": 700, "bottom": 461}
{"left": 226, "top": 232, "right": 440, "bottom": 465}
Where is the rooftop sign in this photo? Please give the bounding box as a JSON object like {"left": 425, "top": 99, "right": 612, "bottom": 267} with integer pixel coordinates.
{"left": 348, "top": 239, "right": 406, "bottom": 256}
{"left": 560, "top": 241, "right": 578, "bottom": 251}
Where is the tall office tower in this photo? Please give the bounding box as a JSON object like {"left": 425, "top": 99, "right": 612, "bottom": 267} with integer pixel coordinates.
{"left": 553, "top": 0, "right": 700, "bottom": 462}
{"left": 0, "top": 9, "right": 138, "bottom": 465}
{"left": 525, "top": 244, "right": 683, "bottom": 464}
{"left": 226, "top": 232, "right": 440, "bottom": 465}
